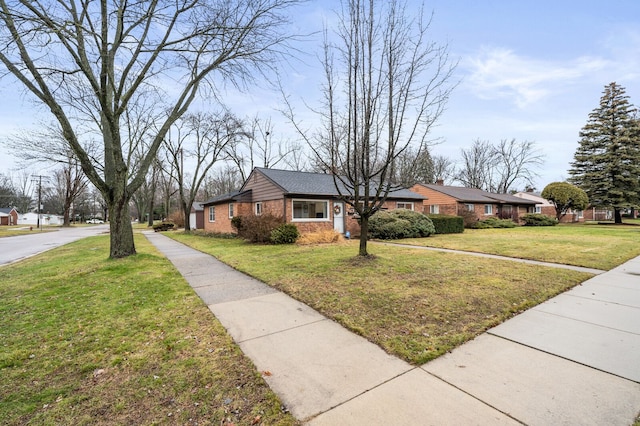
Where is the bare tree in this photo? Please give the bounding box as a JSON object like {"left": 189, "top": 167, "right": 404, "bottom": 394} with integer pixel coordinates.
{"left": 456, "top": 139, "right": 497, "bottom": 190}
{"left": 493, "top": 138, "right": 544, "bottom": 193}
{"left": 0, "top": 0, "right": 302, "bottom": 258}
{"left": 286, "top": 0, "right": 455, "bottom": 256}
{"left": 10, "top": 171, "right": 34, "bottom": 214}
{"left": 432, "top": 154, "right": 455, "bottom": 184}
{"left": 225, "top": 115, "right": 302, "bottom": 180}
{"left": 131, "top": 158, "right": 161, "bottom": 224}
{"left": 0, "top": 173, "right": 18, "bottom": 208}
{"left": 7, "top": 124, "right": 92, "bottom": 225}
{"left": 164, "top": 112, "right": 241, "bottom": 231}
{"left": 202, "top": 165, "right": 245, "bottom": 198}
{"left": 50, "top": 162, "right": 89, "bottom": 226}
{"left": 455, "top": 138, "right": 543, "bottom": 192}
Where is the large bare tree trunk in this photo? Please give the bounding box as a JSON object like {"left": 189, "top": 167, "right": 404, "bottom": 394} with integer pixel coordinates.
{"left": 359, "top": 217, "right": 370, "bottom": 257}
{"left": 110, "top": 199, "right": 135, "bottom": 258}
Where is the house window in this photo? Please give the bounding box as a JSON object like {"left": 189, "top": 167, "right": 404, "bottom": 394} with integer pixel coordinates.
{"left": 484, "top": 204, "right": 493, "bottom": 215}
{"left": 292, "top": 199, "right": 329, "bottom": 221}
{"left": 228, "top": 203, "right": 234, "bottom": 218}
{"left": 255, "top": 202, "right": 263, "bottom": 216}
{"left": 429, "top": 204, "right": 439, "bottom": 214}
{"left": 465, "top": 204, "right": 474, "bottom": 212}
{"left": 576, "top": 210, "right": 584, "bottom": 219}
{"left": 208, "top": 206, "right": 216, "bottom": 222}
{"left": 396, "top": 202, "right": 414, "bottom": 210}
{"left": 535, "top": 206, "right": 541, "bottom": 214}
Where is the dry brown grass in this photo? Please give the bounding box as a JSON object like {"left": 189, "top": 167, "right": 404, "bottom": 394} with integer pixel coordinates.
{"left": 296, "top": 229, "right": 346, "bottom": 245}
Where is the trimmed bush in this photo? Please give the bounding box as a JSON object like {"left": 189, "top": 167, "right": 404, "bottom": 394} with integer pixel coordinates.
{"left": 369, "top": 209, "right": 435, "bottom": 239}
{"left": 230, "top": 216, "right": 242, "bottom": 232}
{"left": 470, "top": 217, "right": 516, "bottom": 229}
{"left": 234, "top": 213, "right": 284, "bottom": 243}
{"left": 270, "top": 223, "right": 300, "bottom": 244}
{"left": 521, "top": 213, "right": 558, "bottom": 226}
{"left": 428, "top": 214, "right": 464, "bottom": 234}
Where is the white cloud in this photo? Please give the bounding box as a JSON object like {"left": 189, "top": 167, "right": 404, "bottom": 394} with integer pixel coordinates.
{"left": 463, "top": 47, "right": 609, "bottom": 108}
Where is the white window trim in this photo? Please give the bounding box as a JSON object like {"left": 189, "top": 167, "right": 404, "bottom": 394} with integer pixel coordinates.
{"left": 396, "top": 202, "right": 414, "bottom": 210}
{"left": 429, "top": 204, "right": 439, "bottom": 214}
{"left": 484, "top": 204, "right": 493, "bottom": 215}
{"left": 255, "top": 202, "right": 263, "bottom": 216}
{"left": 291, "top": 199, "right": 331, "bottom": 222}
{"left": 228, "top": 203, "right": 234, "bottom": 218}
{"left": 208, "top": 206, "right": 215, "bottom": 222}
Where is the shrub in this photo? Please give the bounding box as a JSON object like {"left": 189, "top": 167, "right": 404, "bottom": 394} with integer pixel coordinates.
{"left": 470, "top": 217, "right": 516, "bottom": 229}
{"left": 521, "top": 213, "right": 558, "bottom": 226}
{"left": 230, "top": 216, "right": 242, "bottom": 232}
{"left": 167, "top": 210, "right": 184, "bottom": 228}
{"left": 368, "top": 209, "right": 435, "bottom": 239}
{"left": 428, "top": 214, "right": 464, "bottom": 234}
{"left": 458, "top": 208, "right": 478, "bottom": 228}
{"left": 234, "top": 214, "right": 284, "bottom": 243}
{"left": 192, "top": 230, "right": 238, "bottom": 239}
{"left": 270, "top": 223, "right": 300, "bottom": 244}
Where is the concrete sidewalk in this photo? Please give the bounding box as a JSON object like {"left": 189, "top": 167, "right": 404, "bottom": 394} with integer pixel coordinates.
{"left": 145, "top": 232, "right": 640, "bottom": 425}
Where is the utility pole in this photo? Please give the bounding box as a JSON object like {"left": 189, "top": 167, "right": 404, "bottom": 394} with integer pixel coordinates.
{"left": 31, "top": 175, "right": 47, "bottom": 230}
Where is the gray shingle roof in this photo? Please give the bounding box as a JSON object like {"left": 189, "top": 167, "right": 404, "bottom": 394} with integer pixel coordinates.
{"left": 422, "top": 184, "right": 537, "bottom": 205}
{"left": 255, "top": 167, "right": 424, "bottom": 200}
{"left": 203, "top": 190, "right": 251, "bottom": 205}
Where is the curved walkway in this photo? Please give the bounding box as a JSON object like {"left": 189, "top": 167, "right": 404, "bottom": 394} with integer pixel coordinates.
{"left": 375, "top": 241, "right": 606, "bottom": 275}
{"left": 145, "top": 232, "right": 640, "bottom": 425}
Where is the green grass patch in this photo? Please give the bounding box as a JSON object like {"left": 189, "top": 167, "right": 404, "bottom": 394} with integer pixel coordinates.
{"left": 0, "top": 235, "right": 296, "bottom": 425}
{"left": 168, "top": 233, "right": 592, "bottom": 365}
{"left": 0, "top": 226, "right": 58, "bottom": 237}
{"left": 395, "top": 223, "right": 640, "bottom": 270}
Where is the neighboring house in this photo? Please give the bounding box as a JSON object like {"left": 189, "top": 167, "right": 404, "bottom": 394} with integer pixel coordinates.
{"left": 17, "top": 212, "right": 64, "bottom": 226}
{"left": 0, "top": 207, "right": 18, "bottom": 225}
{"left": 513, "top": 190, "right": 601, "bottom": 223}
{"left": 189, "top": 202, "right": 205, "bottom": 230}
{"left": 411, "top": 182, "right": 537, "bottom": 222}
{"left": 583, "top": 207, "right": 614, "bottom": 221}
{"left": 203, "top": 167, "right": 425, "bottom": 236}
{"left": 513, "top": 191, "right": 555, "bottom": 216}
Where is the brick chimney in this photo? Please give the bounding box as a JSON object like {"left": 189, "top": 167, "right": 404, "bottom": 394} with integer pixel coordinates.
{"left": 436, "top": 179, "right": 444, "bottom": 186}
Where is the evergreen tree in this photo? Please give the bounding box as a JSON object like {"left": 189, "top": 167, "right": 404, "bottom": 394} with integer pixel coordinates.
{"left": 569, "top": 82, "right": 640, "bottom": 223}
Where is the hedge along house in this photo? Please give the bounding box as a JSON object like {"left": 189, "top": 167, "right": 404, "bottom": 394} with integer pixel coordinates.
{"left": 410, "top": 182, "right": 537, "bottom": 222}
{"left": 203, "top": 167, "right": 425, "bottom": 236}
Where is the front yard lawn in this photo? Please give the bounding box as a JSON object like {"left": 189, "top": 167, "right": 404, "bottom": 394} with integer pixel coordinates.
{"left": 0, "top": 235, "right": 296, "bottom": 425}
{"left": 168, "top": 233, "right": 593, "bottom": 365}
{"left": 396, "top": 223, "right": 640, "bottom": 270}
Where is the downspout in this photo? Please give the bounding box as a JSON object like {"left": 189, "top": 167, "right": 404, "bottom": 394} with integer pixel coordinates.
{"left": 283, "top": 195, "right": 287, "bottom": 222}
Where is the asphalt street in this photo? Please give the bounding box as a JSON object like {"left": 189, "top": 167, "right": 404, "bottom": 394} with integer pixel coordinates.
{"left": 0, "top": 225, "right": 109, "bottom": 266}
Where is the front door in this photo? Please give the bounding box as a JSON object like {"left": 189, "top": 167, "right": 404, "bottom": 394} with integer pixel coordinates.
{"left": 333, "top": 202, "right": 344, "bottom": 234}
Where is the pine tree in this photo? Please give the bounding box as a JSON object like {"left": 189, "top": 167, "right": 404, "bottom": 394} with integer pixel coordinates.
{"left": 569, "top": 82, "right": 640, "bottom": 223}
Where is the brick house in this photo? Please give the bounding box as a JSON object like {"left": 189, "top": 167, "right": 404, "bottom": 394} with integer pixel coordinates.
{"left": 203, "top": 167, "right": 425, "bottom": 236}
{"left": 513, "top": 190, "right": 588, "bottom": 223}
{"left": 410, "top": 183, "right": 537, "bottom": 222}
{"left": 0, "top": 207, "right": 18, "bottom": 226}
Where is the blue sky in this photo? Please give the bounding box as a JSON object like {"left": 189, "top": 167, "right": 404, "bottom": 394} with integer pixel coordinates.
{"left": 1, "top": 0, "right": 640, "bottom": 191}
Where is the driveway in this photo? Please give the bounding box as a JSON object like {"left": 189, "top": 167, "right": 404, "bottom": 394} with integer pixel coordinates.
{"left": 0, "top": 225, "right": 109, "bottom": 266}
